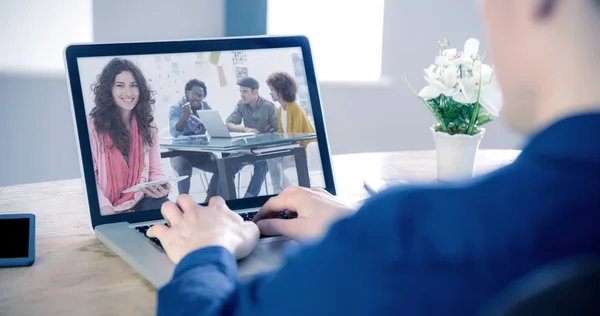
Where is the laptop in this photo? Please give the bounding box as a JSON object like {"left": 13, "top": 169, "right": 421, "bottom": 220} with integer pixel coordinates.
{"left": 196, "top": 110, "right": 255, "bottom": 138}
{"left": 63, "top": 35, "right": 337, "bottom": 288}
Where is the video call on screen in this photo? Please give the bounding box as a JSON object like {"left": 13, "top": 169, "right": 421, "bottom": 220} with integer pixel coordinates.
{"left": 77, "top": 47, "right": 326, "bottom": 216}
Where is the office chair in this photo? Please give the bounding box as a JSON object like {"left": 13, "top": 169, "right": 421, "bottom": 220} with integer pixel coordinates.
{"left": 159, "top": 127, "right": 212, "bottom": 194}
{"left": 236, "top": 163, "right": 269, "bottom": 197}
{"left": 479, "top": 255, "right": 600, "bottom": 316}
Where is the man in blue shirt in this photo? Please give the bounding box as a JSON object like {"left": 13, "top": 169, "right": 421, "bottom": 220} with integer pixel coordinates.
{"left": 148, "top": 0, "right": 600, "bottom": 315}
{"left": 169, "top": 79, "right": 220, "bottom": 203}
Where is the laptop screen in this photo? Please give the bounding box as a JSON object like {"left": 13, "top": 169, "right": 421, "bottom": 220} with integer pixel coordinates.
{"left": 76, "top": 47, "right": 326, "bottom": 216}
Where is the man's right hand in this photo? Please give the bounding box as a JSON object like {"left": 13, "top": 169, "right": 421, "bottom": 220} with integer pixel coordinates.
{"left": 252, "top": 187, "right": 355, "bottom": 241}
{"left": 182, "top": 102, "right": 192, "bottom": 117}
{"left": 242, "top": 127, "right": 260, "bottom": 134}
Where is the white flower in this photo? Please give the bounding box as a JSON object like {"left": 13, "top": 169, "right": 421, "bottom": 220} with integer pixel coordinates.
{"left": 458, "top": 38, "right": 481, "bottom": 68}
{"left": 418, "top": 65, "right": 460, "bottom": 100}
{"left": 453, "top": 60, "right": 502, "bottom": 116}
{"left": 412, "top": 37, "right": 503, "bottom": 117}
{"left": 435, "top": 48, "right": 460, "bottom": 66}
{"left": 479, "top": 75, "right": 503, "bottom": 116}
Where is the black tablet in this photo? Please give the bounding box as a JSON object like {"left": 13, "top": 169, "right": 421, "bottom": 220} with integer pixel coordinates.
{"left": 0, "top": 213, "right": 35, "bottom": 267}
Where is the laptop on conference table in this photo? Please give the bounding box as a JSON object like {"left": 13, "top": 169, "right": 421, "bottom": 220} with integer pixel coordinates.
{"left": 63, "top": 35, "right": 337, "bottom": 288}
{"left": 196, "top": 110, "right": 255, "bottom": 138}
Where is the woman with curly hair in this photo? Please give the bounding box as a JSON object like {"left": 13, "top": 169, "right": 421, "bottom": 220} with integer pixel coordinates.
{"left": 88, "top": 58, "right": 170, "bottom": 215}
{"left": 265, "top": 71, "right": 316, "bottom": 194}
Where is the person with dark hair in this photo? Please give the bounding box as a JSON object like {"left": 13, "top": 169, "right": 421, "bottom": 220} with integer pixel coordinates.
{"left": 149, "top": 0, "right": 600, "bottom": 314}
{"left": 225, "top": 76, "right": 278, "bottom": 198}
{"left": 88, "top": 58, "right": 170, "bottom": 215}
{"left": 168, "top": 79, "right": 220, "bottom": 202}
{"left": 266, "top": 72, "right": 316, "bottom": 193}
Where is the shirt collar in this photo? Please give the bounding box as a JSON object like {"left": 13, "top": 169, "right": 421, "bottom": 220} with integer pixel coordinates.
{"left": 245, "top": 96, "right": 263, "bottom": 109}
{"left": 519, "top": 112, "right": 600, "bottom": 163}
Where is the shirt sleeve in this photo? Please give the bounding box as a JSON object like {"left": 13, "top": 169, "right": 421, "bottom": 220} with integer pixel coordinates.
{"left": 169, "top": 105, "right": 184, "bottom": 137}
{"left": 154, "top": 186, "right": 467, "bottom": 316}
{"left": 226, "top": 103, "right": 243, "bottom": 125}
{"left": 156, "top": 177, "right": 527, "bottom": 316}
{"left": 268, "top": 104, "right": 278, "bottom": 132}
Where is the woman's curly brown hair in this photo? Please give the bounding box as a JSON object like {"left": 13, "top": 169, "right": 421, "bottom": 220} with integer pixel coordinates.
{"left": 89, "top": 58, "right": 156, "bottom": 155}
{"left": 266, "top": 72, "right": 297, "bottom": 103}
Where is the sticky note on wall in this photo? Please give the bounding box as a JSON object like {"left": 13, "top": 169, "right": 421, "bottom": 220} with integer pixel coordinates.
{"left": 217, "top": 66, "right": 227, "bottom": 87}
{"left": 172, "top": 62, "right": 180, "bottom": 76}
{"left": 209, "top": 52, "right": 221, "bottom": 65}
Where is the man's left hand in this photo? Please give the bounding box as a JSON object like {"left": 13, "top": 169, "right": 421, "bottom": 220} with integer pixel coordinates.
{"left": 147, "top": 195, "right": 260, "bottom": 265}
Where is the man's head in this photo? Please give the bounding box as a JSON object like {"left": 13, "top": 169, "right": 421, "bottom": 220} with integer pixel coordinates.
{"left": 481, "top": 0, "right": 600, "bottom": 134}
{"left": 266, "top": 72, "right": 298, "bottom": 103}
{"left": 237, "top": 77, "right": 260, "bottom": 105}
{"left": 185, "top": 79, "right": 207, "bottom": 108}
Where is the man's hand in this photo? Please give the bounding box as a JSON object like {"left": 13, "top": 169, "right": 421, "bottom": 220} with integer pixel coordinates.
{"left": 175, "top": 102, "right": 193, "bottom": 132}
{"left": 252, "top": 187, "right": 355, "bottom": 240}
{"left": 147, "top": 195, "right": 259, "bottom": 265}
{"left": 242, "top": 127, "right": 260, "bottom": 134}
{"left": 182, "top": 102, "right": 192, "bottom": 117}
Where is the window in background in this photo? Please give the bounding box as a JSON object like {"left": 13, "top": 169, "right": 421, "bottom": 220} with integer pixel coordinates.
{"left": 0, "top": 0, "right": 92, "bottom": 73}
{"left": 267, "top": 0, "right": 385, "bottom": 82}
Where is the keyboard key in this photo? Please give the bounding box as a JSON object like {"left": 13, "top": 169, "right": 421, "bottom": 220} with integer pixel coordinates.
{"left": 133, "top": 225, "right": 163, "bottom": 250}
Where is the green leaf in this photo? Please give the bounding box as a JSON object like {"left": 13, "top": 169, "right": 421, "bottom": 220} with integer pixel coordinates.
{"left": 477, "top": 114, "right": 492, "bottom": 126}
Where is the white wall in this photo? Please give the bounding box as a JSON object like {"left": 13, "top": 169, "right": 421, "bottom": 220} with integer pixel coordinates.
{"left": 77, "top": 47, "right": 301, "bottom": 135}
{"left": 0, "top": 0, "right": 225, "bottom": 187}
{"left": 92, "top": 0, "right": 224, "bottom": 43}
{"left": 318, "top": 0, "right": 523, "bottom": 155}
{"left": 0, "top": 0, "right": 92, "bottom": 73}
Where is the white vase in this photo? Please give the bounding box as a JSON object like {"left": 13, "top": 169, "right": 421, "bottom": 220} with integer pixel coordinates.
{"left": 430, "top": 126, "right": 486, "bottom": 182}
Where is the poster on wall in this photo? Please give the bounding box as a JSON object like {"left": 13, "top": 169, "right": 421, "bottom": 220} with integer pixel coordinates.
{"left": 217, "top": 66, "right": 228, "bottom": 87}
{"left": 235, "top": 67, "right": 248, "bottom": 81}
{"left": 209, "top": 52, "right": 221, "bottom": 65}
{"left": 232, "top": 51, "right": 248, "bottom": 65}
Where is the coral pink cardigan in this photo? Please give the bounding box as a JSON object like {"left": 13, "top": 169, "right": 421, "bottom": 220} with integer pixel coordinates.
{"left": 88, "top": 118, "right": 166, "bottom": 214}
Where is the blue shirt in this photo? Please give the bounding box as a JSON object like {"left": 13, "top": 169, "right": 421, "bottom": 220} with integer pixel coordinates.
{"left": 157, "top": 113, "right": 600, "bottom": 315}
{"left": 169, "top": 96, "right": 213, "bottom": 137}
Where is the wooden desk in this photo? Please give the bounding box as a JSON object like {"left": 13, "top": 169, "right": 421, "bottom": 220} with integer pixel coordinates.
{"left": 0, "top": 150, "right": 520, "bottom": 315}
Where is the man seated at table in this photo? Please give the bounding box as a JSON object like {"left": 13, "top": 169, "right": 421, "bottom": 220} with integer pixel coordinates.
{"left": 225, "top": 76, "right": 278, "bottom": 198}
{"left": 148, "top": 0, "right": 600, "bottom": 315}
{"left": 168, "top": 79, "right": 220, "bottom": 203}
{"left": 265, "top": 71, "right": 316, "bottom": 194}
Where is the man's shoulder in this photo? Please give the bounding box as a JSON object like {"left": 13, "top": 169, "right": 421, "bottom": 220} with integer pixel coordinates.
{"left": 357, "top": 165, "right": 521, "bottom": 233}
{"left": 234, "top": 100, "right": 244, "bottom": 109}
{"left": 169, "top": 103, "right": 181, "bottom": 114}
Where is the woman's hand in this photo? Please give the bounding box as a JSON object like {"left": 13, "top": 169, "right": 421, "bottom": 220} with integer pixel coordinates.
{"left": 142, "top": 183, "right": 170, "bottom": 199}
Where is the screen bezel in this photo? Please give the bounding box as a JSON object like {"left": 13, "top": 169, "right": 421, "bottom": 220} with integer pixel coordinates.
{"left": 64, "top": 35, "right": 337, "bottom": 229}
{"left": 0, "top": 213, "right": 35, "bottom": 267}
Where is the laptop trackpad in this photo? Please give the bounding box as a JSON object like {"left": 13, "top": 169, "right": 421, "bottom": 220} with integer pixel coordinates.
{"left": 237, "top": 238, "right": 298, "bottom": 279}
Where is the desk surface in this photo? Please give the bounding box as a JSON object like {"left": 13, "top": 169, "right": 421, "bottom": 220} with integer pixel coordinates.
{"left": 0, "top": 150, "right": 520, "bottom": 315}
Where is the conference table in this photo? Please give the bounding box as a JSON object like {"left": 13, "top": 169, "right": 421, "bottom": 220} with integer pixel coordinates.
{"left": 0, "top": 149, "right": 520, "bottom": 315}
{"left": 159, "top": 132, "right": 317, "bottom": 200}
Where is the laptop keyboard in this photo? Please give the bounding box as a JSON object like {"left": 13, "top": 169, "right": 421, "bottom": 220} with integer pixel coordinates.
{"left": 134, "top": 210, "right": 289, "bottom": 249}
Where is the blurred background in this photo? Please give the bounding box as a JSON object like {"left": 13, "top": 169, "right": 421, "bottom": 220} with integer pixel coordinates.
{"left": 0, "top": 0, "right": 523, "bottom": 187}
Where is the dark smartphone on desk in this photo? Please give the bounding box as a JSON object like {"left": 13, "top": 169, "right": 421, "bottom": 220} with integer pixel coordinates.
{"left": 0, "top": 213, "right": 35, "bottom": 267}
